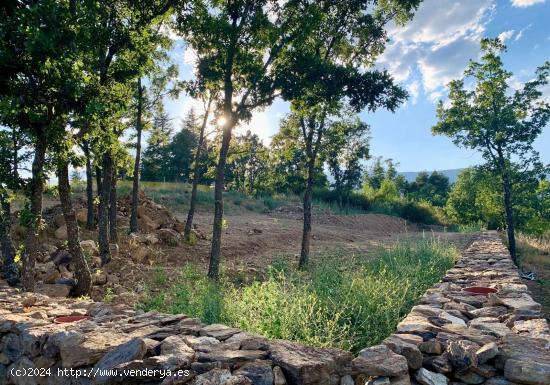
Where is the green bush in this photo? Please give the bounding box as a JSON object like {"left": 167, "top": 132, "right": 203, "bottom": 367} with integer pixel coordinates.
{"left": 139, "top": 239, "right": 457, "bottom": 353}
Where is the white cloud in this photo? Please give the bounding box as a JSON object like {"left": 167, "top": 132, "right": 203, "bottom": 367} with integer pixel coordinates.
{"left": 515, "top": 24, "right": 532, "bottom": 41}
{"left": 511, "top": 0, "right": 545, "bottom": 8}
{"left": 378, "top": 0, "right": 494, "bottom": 101}
{"left": 498, "top": 30, "right": 515, "bottom": 42}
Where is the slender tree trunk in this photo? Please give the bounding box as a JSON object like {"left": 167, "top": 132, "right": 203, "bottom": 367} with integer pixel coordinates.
{"left": 502, "top": 174, "right": 517, "bottom": 264}
{"left": 57, "top": 160, "right": 92, "bottom": 296}
{"left": 109, "top": 164, "right": 118, "bottom": 243}
{"left": 208, "top": 121, "right": 234, "bottom": 280}
{"left": 130, "top": 78, "right": 143, "bottom": 233}
{"left": 83, "top": 141, "right": 95, "bottom": 230}
{"left": 22, "top": 134, "right": 47, "bottom": 291}
{"left": 184, "top": 98, "right": 211, "bottom": 242}
{"left": 12, "top": 126, "right": 18, "bottom": 185}
{"left": 95, "top": 166, "right": 102, "bottom": 198}
{"left": 98, "top": 151, "right": 113, "bottom": 265}
{"left": 0, "top": 190, "right": 18, "bottom": 286}
{"left": 299, "top": 159, "right": 315, "bottom": 269}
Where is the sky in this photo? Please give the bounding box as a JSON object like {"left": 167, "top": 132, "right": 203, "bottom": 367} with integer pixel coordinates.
{"left": 164, "top": 0, "right": 550, "bottom": 173}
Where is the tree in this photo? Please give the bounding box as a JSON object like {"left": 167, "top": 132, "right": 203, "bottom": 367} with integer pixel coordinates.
{"left": 141, "top": 110, "right": 175, "bottom": 182}
{"left": 406, "top": 171, "right": 450, "bottom": 206}
{"left": 184, "top": 97, "right": 213, "bottom": 243}
{"left": 268, "top": 120, "right": 328, "bottom": 195}
{"left": 446, "top": 167, "right": 504, "bottom": 229}
{"left": 175, "top": 0, "right": 322, "bottom": 279}
{"left": 226, "top": 130, "right": 268, "bottom": 194}
{"left": 0, "top": 0, "right": 86, "bottom": 291}
{"left": 0, "top": 128, "right": 23, "bottom": 286}
{"left": 169, "top": 111, "right": 198, "bottom": 182}
{"left": 432, "top": 38, "right": 550, "bottom": 263}
{"left": 275, "top": 0, "right": 417, "bottom": 268}
{"left": 324, "top": 114, "right": 370, "bottom": 209}
{"left": 130, "top": 63, "right": 179, "bottom": 233}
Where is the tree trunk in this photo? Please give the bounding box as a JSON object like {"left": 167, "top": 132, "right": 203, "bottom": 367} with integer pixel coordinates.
{"left": 98, "top": 151, "right": 113, "bottom": 265}
{"left": 0, "top": 190, "right": 18, "bottom": 286}
{"left": 95, "top": 166, "right": 102, "bottom": 199}
{"left": 299, "top": 159, "right": 315, "bottom": 269}
{"left": 12, "top": 126, "right": 18, "bottom": 185}
{"left": 130, "top": 78, "right": 143, "bottom": 234}
{"left": 83, "top": 141, "right": 95, "bottom": 230}
{"left": 184, "top": 98, "right": 211, "bottom": 242}
{"left": 208, "top": 121, "right": 234, "bottom": 280}
{"left": 57, "top": 160, "right": 92, "bottom": 296}
{"left": 502, "top": 174, "right": 517, "bottom": 264}
{"left": 21, "top": 134, "right": 47, "bottom": 291}
{"left": 109, "top": 164, "right": 118, "bottom": 243}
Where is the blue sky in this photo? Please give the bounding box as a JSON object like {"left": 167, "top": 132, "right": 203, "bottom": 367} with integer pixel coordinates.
{"left": 164, "top": 0, "right": 550, "bottom": 172}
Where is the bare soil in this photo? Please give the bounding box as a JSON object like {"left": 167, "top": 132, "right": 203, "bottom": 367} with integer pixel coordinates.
{"left": 21, "top": 194, "right": 473, "bottom": 302}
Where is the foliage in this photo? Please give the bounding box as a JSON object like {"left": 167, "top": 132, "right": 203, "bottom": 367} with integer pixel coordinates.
{"left": 139, "top": 238, "right": 458, "bottom": 353}
{"left": 432, "top": 38, "right": 550, "bottom": 260}
{"left": 406, "top": 171, "right": 450, "bottom": 207}
{"left": 447, "top": 167, "right": 550, "bottom": 234}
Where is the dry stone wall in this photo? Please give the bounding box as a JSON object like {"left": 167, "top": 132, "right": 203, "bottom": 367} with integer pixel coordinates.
{"left": 0, "top": 231, "right": 548, "bottom": 385}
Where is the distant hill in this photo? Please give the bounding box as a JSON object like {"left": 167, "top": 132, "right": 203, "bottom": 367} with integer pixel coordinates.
{"left": 399, "top": 168, "right": 463, "bottom": 184}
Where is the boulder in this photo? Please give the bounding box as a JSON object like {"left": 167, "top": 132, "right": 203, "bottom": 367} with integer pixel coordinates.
{"left": 93, "top": 338, "right": 147, "bottom": 384}
{"left": 384, "top": 335, "right": 423, "bottom": 369}
{"left": 475, "top": 342, "right": 498, "bottom": 364}
{"left": 353, "top": 344, "right": 408, "bottom": 377}
{"left": 76, "top": 208, "right": 88, "bottom": 224}
{"left": 80, "top": 240, "right": 98, "bottom": 256}
{"left": 158, "top": 228, "right": 182, "bottom": 246}
{"left": 54, "top": 226, "right": 68, "bottom": 240}
{"left": 53, "top": 214, "right": 66, "bottom": 228}
{"left": 35, "top": 283, "right": 71, "bottom": 298}
{"left": 58, "top": 329, "right": 131, "bottom": 367}
{"left": 446, "top": 340, "right": 479, "bottom": 372}
{"left": 200, "top": 324, "right": 241, "bottom": 341}
{"left": 269, "top": 340, "right": 352, "bottom": 385}
{"left": 414, "top": 368, "right": 449, "bottom": 385}
{"left": 504, "top": 359, "right": 550, "bottom": 385}
{"left": 233, "top": 360, "right": 274, "bottom": 385}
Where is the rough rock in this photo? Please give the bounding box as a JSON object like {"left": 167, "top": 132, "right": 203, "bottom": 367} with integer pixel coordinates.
{"left": 475, "top": 342, "right": 498, "bottom": 364}
{"left": 93, "top": 338, "right": 147, "bottom": 383}
{"left": 233, "top": 360, "right": 274, "bottom": 385}
{"left": 414, "top": 368, "right": 449, "bottom": 385}
{"left": 270, "top": 340, "right": 352, "bottom": 385}
{"left": 58, "top": 329, "right": 131, "bottom": 367}
{"left": 446, "top": 340, "right": 479, "bottom": 373}
{"left": 384, "top": 335, "right": 423, "bottom": 369}
{"left": 35, "top": 283, "right": 71, "bottom": 298}
{"left": 353, "top": 344, "right": 408, "bottom": 377}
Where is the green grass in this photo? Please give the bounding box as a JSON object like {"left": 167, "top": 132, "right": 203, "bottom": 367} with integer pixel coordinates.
{"left": 138, "top": 238, "right": 458, "bottom": 353}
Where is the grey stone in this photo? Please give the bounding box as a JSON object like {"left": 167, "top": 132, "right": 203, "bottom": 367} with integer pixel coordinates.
{"left": 353, "top": 344, "right": 408, "bottom": 377}
{"left": 414, "top": 368, "right": 449, "bottom": 385}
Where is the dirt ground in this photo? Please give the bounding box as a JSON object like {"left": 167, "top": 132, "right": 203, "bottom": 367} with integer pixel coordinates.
{"left": 21, "top": 194, "right": 474, "bottom": 302}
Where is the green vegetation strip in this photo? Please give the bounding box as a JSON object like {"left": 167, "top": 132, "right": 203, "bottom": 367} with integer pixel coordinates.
{"left": 139, "top": 239, "right": 458, "bottom": 353}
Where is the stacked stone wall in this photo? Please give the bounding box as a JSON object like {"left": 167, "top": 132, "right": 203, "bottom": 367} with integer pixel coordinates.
{"left": 0, "top": 231, "right": 548, "bottom": 385}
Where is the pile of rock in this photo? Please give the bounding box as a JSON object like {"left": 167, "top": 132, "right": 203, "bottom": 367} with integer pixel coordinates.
{"left": 118, "top": 192, "right": 185, "bottom": 235}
